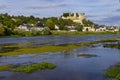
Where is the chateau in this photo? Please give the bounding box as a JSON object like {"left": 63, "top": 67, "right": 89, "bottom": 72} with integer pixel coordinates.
{"left": 61, "top": 13, "right": 86, "bottom": 25}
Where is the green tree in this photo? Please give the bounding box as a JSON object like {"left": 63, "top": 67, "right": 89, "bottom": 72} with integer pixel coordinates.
{"left": 4, "top": 27, "right": 13, "bottom": 35}
{"left": 62, "top": 13, "right": 69, "bottom": 17}
{"left": 45, "top": 19, "right": 55, "bottom": 30}
{"left": 0, "top": 26, "right": 5, "bottom": 36}
{"left": 30, "top": 28, "right": 38, "bottom": 36}
{"left": 76, "top": 24, "right": 83, "bottom": 31}
{"left": 42, "top": 27, "right": 51, "bottom": 35}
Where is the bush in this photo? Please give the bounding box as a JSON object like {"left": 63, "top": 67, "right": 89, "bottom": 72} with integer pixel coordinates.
{"left": 42, "top": 27, "right": 51, "bottom": 35}
{"left": 0, "top": 26, "right": 5, "bottom": 36}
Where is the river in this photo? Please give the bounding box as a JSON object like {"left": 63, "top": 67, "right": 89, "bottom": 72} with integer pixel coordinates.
{"left": 0, "top": 34, "right": 120, "bottom": 80}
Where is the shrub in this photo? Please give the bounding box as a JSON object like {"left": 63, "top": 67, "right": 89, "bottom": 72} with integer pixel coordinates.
{"left": 0, "top": 26, "right": 5, "bottom": 36}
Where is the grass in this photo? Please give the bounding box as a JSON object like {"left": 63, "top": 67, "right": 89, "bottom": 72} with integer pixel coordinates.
{"left": 97, "top": 38, "right": 118, "bottom": 43}
{"left": 0, "top": 65, "right": 13, "bottom": 71}
{"left": 12, "top": 62, "right": 56, "bottom": 73}
{"left": 52, "top": 31, "right": 117, "bottom": 36}
{"left": 0, "top": 62, "right": 56, "bottom": 73}
{"left": 104, "top": 63, "right": 120, "bottom": 80}
{"left": 0, "top": 44, "right": 80, "bottom": 56}
{"left": 0, "top": 36, "right": 119, "bottom": 57}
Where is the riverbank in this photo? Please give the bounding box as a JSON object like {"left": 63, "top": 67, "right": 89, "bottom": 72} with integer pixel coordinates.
{"left": 51, "top": 31, "right": 118, "bottom": 36}
{"left": 0, "top": 31, "right": 119, "bottom": 38}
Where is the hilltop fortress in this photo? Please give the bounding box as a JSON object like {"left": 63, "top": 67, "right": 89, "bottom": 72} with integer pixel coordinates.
{"left": 61, "top": 13, "right": 86, "bottom": 25}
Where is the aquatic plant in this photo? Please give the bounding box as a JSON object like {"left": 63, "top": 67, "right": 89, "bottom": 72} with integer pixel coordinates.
{"left": 0, "top": 65, "right": 13, "bottom": 71}
{"left": 0, "top": 44, "right": 80, "bottom": 56}
{"left": 0, "top": 37, "right": 119, "bottom": 57}
{"left": 0, "top": 46, "right": 19, "bottom": 53}
{"left": 0, "top": 62, "right": 56, "bottom": 73}
{"left": 103, "top": 44, "right": 120, "bottom": 49}
{"left": 0, "top": 76, "right": 5, "bottom": 79}
{"left": 104, "top": 63, "right": 120, "bottom": 80}
{"left": 77, "top": 53, "right": 98, "bottom": 58}
{"left": 12, "top": 62, "right": 56, "bottom": 73}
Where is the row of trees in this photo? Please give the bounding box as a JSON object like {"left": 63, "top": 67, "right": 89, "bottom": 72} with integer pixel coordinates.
{"left": 0, "top": 13, "right": 98, "bottom": 36}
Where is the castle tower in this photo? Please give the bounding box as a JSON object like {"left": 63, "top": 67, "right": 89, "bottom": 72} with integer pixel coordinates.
{"left": 74, "top": 13, "right": 77, "bottom": 18}
{"left": 79, "top": 13, "right": 86, "bottom": 20}
{"left": 78, "top": 13, "right": 86, "bottom": 25}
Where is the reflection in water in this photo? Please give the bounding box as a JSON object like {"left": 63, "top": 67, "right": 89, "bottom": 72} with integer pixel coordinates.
{"left": 0, "top": 34, "right": 119, "bottom": 45}
{"left": 0, "top": 35, "right": 120, "bottom": 80}
{"left": 0, "top": 42, "right": 120, "bottom": 80}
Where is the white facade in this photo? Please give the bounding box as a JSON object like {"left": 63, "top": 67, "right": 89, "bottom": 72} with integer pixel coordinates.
{"left": 96, "top": 27, "right": 106, "bottom": 32}
{"left": 18, "top": 25, "right": 29, "bottom": 31}
{"left": 18, "top": 25, "right": 44, "bottom": 31}
{"left": 65, "top": 26, "right": 77, "bottom": 31}
{"left": 31, "top": 27, "right": 44, "bottom": 31}
{"left": 62, "top": 13, "right": 86, "bottom": 25}
{"left": 55, "top": 25, "right": 59, "bottom": 30}
{"left": 82, "top": 26, "right": 95, "bottom": 32}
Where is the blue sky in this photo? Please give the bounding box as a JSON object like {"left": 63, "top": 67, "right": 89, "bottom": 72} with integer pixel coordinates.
{"left": 0, "top": 0, "right": 120, "bottom": 26}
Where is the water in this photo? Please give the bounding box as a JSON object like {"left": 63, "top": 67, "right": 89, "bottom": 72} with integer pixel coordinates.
{"left": 0, "top": 35, "right": 120, "bottom": 80}
{"left": 0, "top": 34, "right": 118, "bottom": 45}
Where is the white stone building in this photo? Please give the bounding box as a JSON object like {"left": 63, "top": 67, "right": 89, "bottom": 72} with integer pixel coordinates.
{"left": 61, "top": 13, "right": 86, "bottom": 25}
{"left": 17, "top": 24, "right": 44, "bottom": 31}
{"left": 82, "top": 26, "right": 95, "bottom": 32}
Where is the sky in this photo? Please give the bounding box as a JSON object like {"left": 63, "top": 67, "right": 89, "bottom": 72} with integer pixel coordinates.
{"left": 0, "top": 0, "right": 120, "bottom": 26}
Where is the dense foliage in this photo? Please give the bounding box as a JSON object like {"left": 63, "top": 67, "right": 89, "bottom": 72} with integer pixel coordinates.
{"left": 0, "top": 13, "right": 98, "bottom": 36}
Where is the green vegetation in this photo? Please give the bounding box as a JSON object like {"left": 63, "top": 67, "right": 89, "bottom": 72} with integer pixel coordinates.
{"left": 0, "top": 41, "right": 96, "bottom": 56}
{"left": 77, "top": 53, "right": 98, "bottom": 58}
{"left": 62, "top": 13, "right": 70, "bottom": 17}
{"left": 0, "top": 26, "right": 5, "bottom": 36}
{"left": 0, "top": 13, "right": 119, "bottom": 37}
{"left": 0, "top": 44, "right": 80, "bottom": 56}
{"left": 52, "top": 31, "right": 117, "bottom": 36}
{"left": 0, "top": 76, "right": 5, "bottom": 79}
{"left": 45, "top": 19, "right": 55, "bottom": 30}
{"left": 103, "top": 44, "right": 120, "bottom": 49}
{"left": 104, "top": 63, "right": 120, "bottom": 80}
{"left": 0, "top": 62, "right": 56, "bottom": 73}
{"left": 97, "top": 36, "right": 119, "bottom": 43}
{"left": 12, "top": 62, "right": 56, "bottom": 73}
{"left": 0, "top": 13, "right": 100, "bottom": 37}
{"left": 0, "top": 37, "right": 119, "bottom": 57}
{"left": 0, "top": 46, "right": 19, "bottom": 53}
{"left": 0, "top": 65, "right": 14, "bottom": 71}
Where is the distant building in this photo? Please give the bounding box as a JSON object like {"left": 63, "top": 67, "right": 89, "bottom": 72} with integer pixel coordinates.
{"left": 30, "top": 27, "right": 44, "bottom": 31}
{"left": 82, "top": 26, "right": 95, "bottom": 32}
{"left": 65, "top": 25, "right": 77, "bottom": 31}
{"left": 17, "top": 24, "right": 44, "bottom": 31}
{"left": 96, "top": 27, "right": 106, "bottom": 32}
{"left": 17, "top": 24, "right": 30, "bottom": 31}
{"left": 55, "top": 25, "right": 59, "bottom": 30}
{"left": 61, "top": 13, "right": 86, "bottom": 25}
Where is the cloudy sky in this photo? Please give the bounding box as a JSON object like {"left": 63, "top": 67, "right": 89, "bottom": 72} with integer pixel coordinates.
{"left": 0, "top": 0, "right": 120, "bottom": 26}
